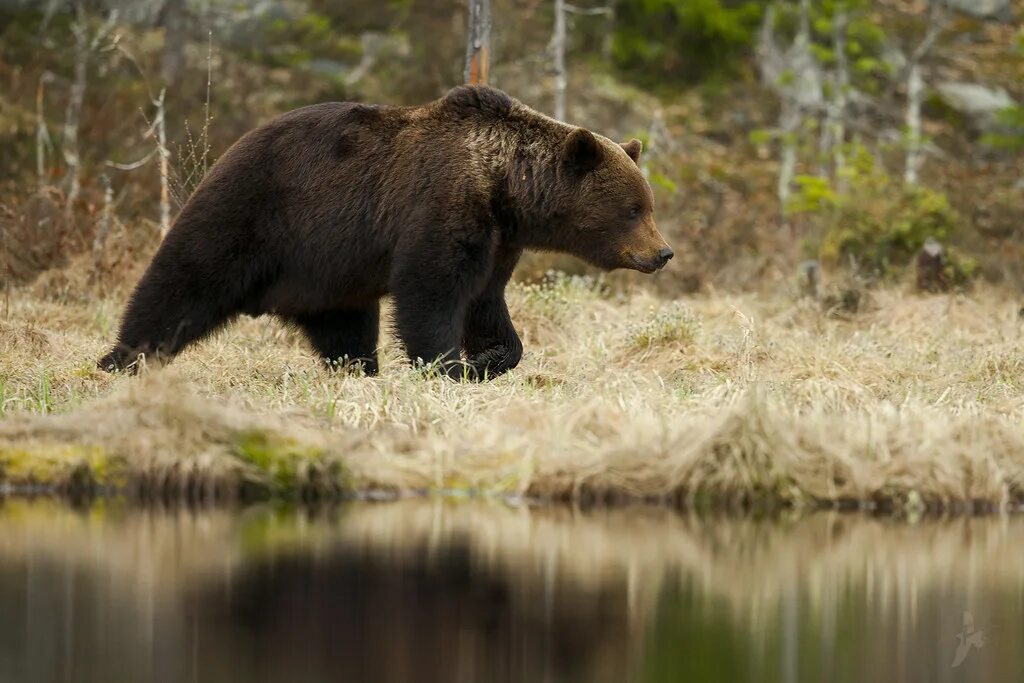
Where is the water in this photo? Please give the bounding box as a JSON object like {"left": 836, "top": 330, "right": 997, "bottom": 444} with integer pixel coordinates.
{"left": 0, "top": 499, "right": 1021, "bottom": 683}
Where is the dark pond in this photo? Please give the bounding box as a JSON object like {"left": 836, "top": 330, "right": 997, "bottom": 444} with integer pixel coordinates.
{"left": 0, "top": 499, "right": 1020, "bottom": 683}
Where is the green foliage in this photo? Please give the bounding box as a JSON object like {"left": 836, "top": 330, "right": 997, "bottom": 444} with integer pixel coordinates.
{"left": 981, "top": 106, "right": 1024, "bottom": 150}
{"left": 250, "top": 11, "right": 361, "bottom": 69}
{"left": 612, "top": 0, "right": 764, "bottom": 85}
{"left": 649, "top": 171, "right": 679, "bottom": 194}
{"left": 790, "top": 147, "right": 962, "bottom": 279}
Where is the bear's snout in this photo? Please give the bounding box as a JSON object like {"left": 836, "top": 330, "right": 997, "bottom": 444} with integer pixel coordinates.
{"left": 628, "top": 248, "right": 673, "bottom": 273}
{"left": 622, "top": 227, "right": 673, "bottom": 274}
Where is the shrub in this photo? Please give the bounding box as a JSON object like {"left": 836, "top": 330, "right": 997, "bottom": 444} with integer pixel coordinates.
{"left": 789, "top": 147, "right": 962, "bottom": 280}
{"left": 629, "top": 302, "right": 701, "bottom": 349}
{"left": 514, "top": 271, "right": 611, "bottom": 322}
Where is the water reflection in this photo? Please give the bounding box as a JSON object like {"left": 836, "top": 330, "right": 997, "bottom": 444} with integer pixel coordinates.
{"left": 0, "top": 499, "right": 1020, "bottom": 683}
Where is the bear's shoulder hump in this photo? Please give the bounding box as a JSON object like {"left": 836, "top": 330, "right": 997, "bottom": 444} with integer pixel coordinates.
{"left": 439, "top": 85, "right": 515, "bottom": 119}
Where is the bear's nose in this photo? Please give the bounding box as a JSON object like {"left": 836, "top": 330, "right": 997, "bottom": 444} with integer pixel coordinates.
{"left": 657, "top": 247, "right": 674, "bottom": 265}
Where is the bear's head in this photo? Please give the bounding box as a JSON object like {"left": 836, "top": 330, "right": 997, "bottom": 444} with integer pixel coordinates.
{"left": 552, "top": 128, "right": 673, "bottom": 274}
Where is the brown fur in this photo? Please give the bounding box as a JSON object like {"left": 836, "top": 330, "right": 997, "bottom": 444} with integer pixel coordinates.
{"left": 99, "top": 85, "right": 672, "bottom": 379}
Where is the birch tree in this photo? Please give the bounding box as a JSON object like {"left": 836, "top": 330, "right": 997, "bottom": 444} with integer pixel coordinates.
{"left": 62, "top": 1, "right": 118, "bottom": 222}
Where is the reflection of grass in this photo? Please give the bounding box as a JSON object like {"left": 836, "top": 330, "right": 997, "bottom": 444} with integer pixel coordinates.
{"left": 4, "top": 499, "right": 1023, "bottom": 630}
{"left": 3, "top": 500, "right": 1021, "bottom": 681}
{"left": 2, "top": 280, "right": 1024, "bottom": 509}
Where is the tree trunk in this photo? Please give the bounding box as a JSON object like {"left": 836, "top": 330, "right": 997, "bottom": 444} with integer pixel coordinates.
{"left": 464, "top": 0, "right": 491, "bottom": 85}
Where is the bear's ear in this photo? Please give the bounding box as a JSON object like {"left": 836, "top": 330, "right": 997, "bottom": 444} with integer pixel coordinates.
{"left": 563, "top": 128, "right": 603, "bottom": 173}
{"left": 621, "top": 138, "right": 643, "bottom": 164}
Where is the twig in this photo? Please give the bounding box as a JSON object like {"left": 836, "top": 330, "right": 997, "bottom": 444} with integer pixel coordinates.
{"left": 106, "top": 148, "right": 158, "bottom": 171}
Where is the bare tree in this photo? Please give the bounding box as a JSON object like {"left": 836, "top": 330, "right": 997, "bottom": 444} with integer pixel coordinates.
{"left": 464, "top": 0, "right": 492, "bottom": 85}
{"left": 903, "top": 0, "right": 947, "bottom": 186}
{"left": 106, "top": 44, "right": 173, "bottom": 237}
{"left": 551, "top": 1, "right": 612, "bottom": 122}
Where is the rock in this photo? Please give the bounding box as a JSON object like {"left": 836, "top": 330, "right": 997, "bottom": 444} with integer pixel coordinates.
{"left": 306, "top": 59, "right": 350, "bottom": 82}
{"left": 945, "top": 0, "right": 1014, "bottom": 21}
{"left": 798, "top": 260, "right": 820, "bottom": 299}
{"left": 934, "top": 82, "right": 1017, "bottom": 132}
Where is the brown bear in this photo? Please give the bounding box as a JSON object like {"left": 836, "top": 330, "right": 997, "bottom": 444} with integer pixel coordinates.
{"left": 98, "top": 85, "right": 673, "bottom": 380}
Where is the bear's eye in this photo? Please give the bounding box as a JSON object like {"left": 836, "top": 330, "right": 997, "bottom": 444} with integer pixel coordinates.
{"left": 628, "top": 205, "right": 643, "bottom": 218}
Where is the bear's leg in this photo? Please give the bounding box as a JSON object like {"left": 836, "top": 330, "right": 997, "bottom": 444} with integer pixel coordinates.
{"left": 294, "top": 305, "right": 380, "bottom": 375}
{"left": 463, "top": 245, "right": 523, "bottom": 379}
{"left": 391, "top": 235, "right": 494, "bottom": 381}
{"left": 98, "top": 253, "right": 248, "bottom": 372}
{"left": 392, "top": 287, "right": 474, "bottom": 380}
{"left": 463, "top": 297, "right": 522, "bottom": 379}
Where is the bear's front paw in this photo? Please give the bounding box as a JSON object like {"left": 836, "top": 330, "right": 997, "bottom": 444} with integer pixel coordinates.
{"left": 441, "top": 360, "right": 481, "bottom": 382}
{"left": 323, "top": 356, "right": 379, "bottom": 377}
{"left": 412, "top": 357, "right": 480, "bottom": 382}
{"left": 466, "top": 344, "right": 521, "bottom": 380}
{"left": 97, "top": 346, "right": 145, "bottom": 375}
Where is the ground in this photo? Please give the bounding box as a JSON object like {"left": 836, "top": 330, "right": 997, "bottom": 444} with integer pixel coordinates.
{"left": 2, "top": 274, "right": 1023, "bottom": 512}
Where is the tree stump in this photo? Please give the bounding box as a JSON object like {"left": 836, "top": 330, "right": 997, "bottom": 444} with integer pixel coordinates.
{"left": 916, "top": 237, "right": 949, "bottom": 292}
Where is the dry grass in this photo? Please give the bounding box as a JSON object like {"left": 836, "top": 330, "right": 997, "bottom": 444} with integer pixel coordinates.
{"left": 2, "top": 273, "right": 1024, "bottom": 511}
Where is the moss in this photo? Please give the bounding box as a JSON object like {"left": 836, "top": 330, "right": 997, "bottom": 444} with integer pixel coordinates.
{"left": 232, "top": 431, "right": 348, "bottom": 498}
{"left": 0, "top": 443, "right": 118, "bottom": 487}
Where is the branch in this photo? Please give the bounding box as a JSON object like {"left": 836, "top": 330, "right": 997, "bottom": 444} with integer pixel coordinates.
{"left": 909, "top": 0, "right": 948, "bottom": 67}
{"left": 563, "top": 4, "right": 612, "bottom": 16}
{"left": 105, "top": 148, "right": 158, "bottom": 171}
